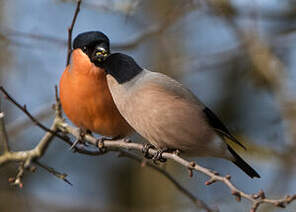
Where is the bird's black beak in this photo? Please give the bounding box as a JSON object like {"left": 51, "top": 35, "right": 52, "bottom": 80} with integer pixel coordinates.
{"left": 91, "top": 45, "right": 110, "bottom": 63}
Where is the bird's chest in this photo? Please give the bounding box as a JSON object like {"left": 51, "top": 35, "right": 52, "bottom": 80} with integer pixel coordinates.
{"left": 60, "top": 71, "right": 113, "bottom": 130}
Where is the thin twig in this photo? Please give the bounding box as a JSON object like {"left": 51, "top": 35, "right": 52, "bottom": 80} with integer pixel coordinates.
{"left": 0, "top": 116, "right": 60, "bottom": 166}
{"left": 66, "top": 0, "right": 82, "bottom": 66}
{"left": 7, "top": 104, "right": 53, "bottom": 136}
{"left": 34, "top": 160, "right": 72, "bottom": 186}
{"left": 0, "top": 112, "right": 10, "bottom": 153}
{"left": 0, "top": 86, "right": 68, "bottom": 142}
{"left": 0, "top": 93, "right": 10, "bottom": 152}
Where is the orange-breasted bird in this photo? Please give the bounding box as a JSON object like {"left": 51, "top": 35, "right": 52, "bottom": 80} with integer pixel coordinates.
{"left": 59, "top": 31, "right": 133, "bottom": 139}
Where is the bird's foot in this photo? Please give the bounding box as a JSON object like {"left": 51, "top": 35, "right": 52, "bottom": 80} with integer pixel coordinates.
{"left": 152, "top": 148, "right": 168, "bottom": 164}
{"left": 142, "top": 144, "right": 154, "bottom": 159}
{"left": 69, "top": 128, "right": 90, "bottom": 151}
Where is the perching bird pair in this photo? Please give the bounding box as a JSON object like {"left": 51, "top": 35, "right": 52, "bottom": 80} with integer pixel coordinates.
{"left": 59, "top": 31, "right": 260, "bottom": 179}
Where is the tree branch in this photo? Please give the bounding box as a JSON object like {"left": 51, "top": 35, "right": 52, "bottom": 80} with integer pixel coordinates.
{"left": 34, "top": 160, "right": 72, "bottom": 186}
{"left": 0, "top": 86, "right": 214, "bottom": 212}
{"left": 0, "top": 93, "right": 10, "bottom": 153}
{"left": 0, "top": 115, "right": 60, "bottom": 166}
{"left": 0, "top": 84, "right": 296, "bottom": 211}
{"left": 7, "top": 104, "right": 53, "bottom": 136}
{"left": 66, "top": 0, "right": 81, "bottom": 66}
{"left": 59, "top": 122, "right": 296, "bottom": 212}
{"left": 0, "top": 112, "right": 10, "bottom": 153}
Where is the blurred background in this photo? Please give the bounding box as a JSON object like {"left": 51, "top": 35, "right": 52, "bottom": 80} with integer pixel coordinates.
{"left": 0, "top": 0, "right": 296, "bottom": 211}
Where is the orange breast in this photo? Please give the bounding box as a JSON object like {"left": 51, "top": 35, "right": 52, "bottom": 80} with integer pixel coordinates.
{"left": 59, "top": 49, "right": 132, "bottom": 137}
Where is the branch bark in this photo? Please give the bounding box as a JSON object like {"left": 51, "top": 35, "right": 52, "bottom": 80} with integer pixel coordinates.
{"left": 0, "top": 112, "right": 10, "bottom": 153}
{"left": 66, "top": 0, "right": 81, "bottom": 66}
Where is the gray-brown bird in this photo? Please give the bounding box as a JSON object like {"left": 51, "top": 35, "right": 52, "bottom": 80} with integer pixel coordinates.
{"left": 99, "top": 52, "right": 260, "bottom": 179}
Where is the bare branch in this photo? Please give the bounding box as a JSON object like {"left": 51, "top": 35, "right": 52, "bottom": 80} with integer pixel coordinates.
{"left": 0, "top": 116, "right": 60, "bottom": 166}
{"left": 0, "top": 112, "right": 10, "bottom": 153}
{"left": 34, "top": 160, "right": 72, "bottom": 186}
{"left": 0, "top": 86, "right": 213, "bottom": 211}
{"left": 0, "top": 86, "right": 68, "bottom": 142}
{"left": 58, "top": 121, "right": 296, "bottom": 212}
{"left": 0, "top": 84, "right": 295, "bottom": 211}
{"left": 66, "top": 0, "right": 82, "bottom": 66}
{"left": 7, "top": 104, "right": 53, "bottom": 136}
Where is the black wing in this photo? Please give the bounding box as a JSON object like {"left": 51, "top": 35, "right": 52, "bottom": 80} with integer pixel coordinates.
{"left": 203, "top": 107, "right": 246, "bottom": 150}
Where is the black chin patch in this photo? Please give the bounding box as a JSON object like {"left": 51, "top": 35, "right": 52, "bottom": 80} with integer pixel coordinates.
{"left": 103, "top": 53, "right": 143, "bottom": 84}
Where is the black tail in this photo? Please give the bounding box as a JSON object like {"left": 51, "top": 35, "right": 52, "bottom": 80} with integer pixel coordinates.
{"left": 227, "top": 145, "right": 260, "bottom": 178}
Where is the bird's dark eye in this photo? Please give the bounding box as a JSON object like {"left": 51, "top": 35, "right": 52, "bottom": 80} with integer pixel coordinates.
{"left": 82, "top": 46, "right": 87, "bottom": 53}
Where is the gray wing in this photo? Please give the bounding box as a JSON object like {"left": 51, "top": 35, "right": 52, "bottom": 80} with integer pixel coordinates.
{"left": 202, "top": 107, "right": 246, "bottom": 150}
{"left": 156, "top": 72, "right": 246, "bottom": 150}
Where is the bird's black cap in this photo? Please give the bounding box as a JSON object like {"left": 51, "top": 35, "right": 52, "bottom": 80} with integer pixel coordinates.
{"left": 73, "top": 31, "right": 110, "bottom": 50}
{"left": 103, "top": 53, "right": 143, "bottom": 84}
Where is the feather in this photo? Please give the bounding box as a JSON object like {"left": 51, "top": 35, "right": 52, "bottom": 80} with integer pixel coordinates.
{"left": 203, "top": 107, "right": 246, "bottom": 150}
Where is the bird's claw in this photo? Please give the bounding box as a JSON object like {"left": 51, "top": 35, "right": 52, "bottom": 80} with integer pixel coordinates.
{"left": 152, "top": 149, "right": 167, "bottom": 163}
{"left": 142, "top": 144, "right": 154, "bottom": 159}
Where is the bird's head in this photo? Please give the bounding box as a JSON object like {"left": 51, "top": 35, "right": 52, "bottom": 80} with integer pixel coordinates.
{"left": 73, "top": 31, "right": 110, "bottom": 67}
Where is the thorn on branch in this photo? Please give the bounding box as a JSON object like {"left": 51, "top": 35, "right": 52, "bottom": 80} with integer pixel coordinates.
{"left": 205, "top": 178, "right": 216, "bottom": 185}
{"left": 232, "top": 191, "right": 241, "bottom": 202}
{"left": 188, "top": 169, "right": 193, "bottom": 178}
{"left": 69, "top": 128, "right": 86, "bottom": 151}
{"left": 250, "top": 202, "right": 259, "bottom": 212}
{"left": 188, "top": 161, "right": 196, "bottom": 177}
{"left": 225, "top": 174, "right": 231, "bottom": 180}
